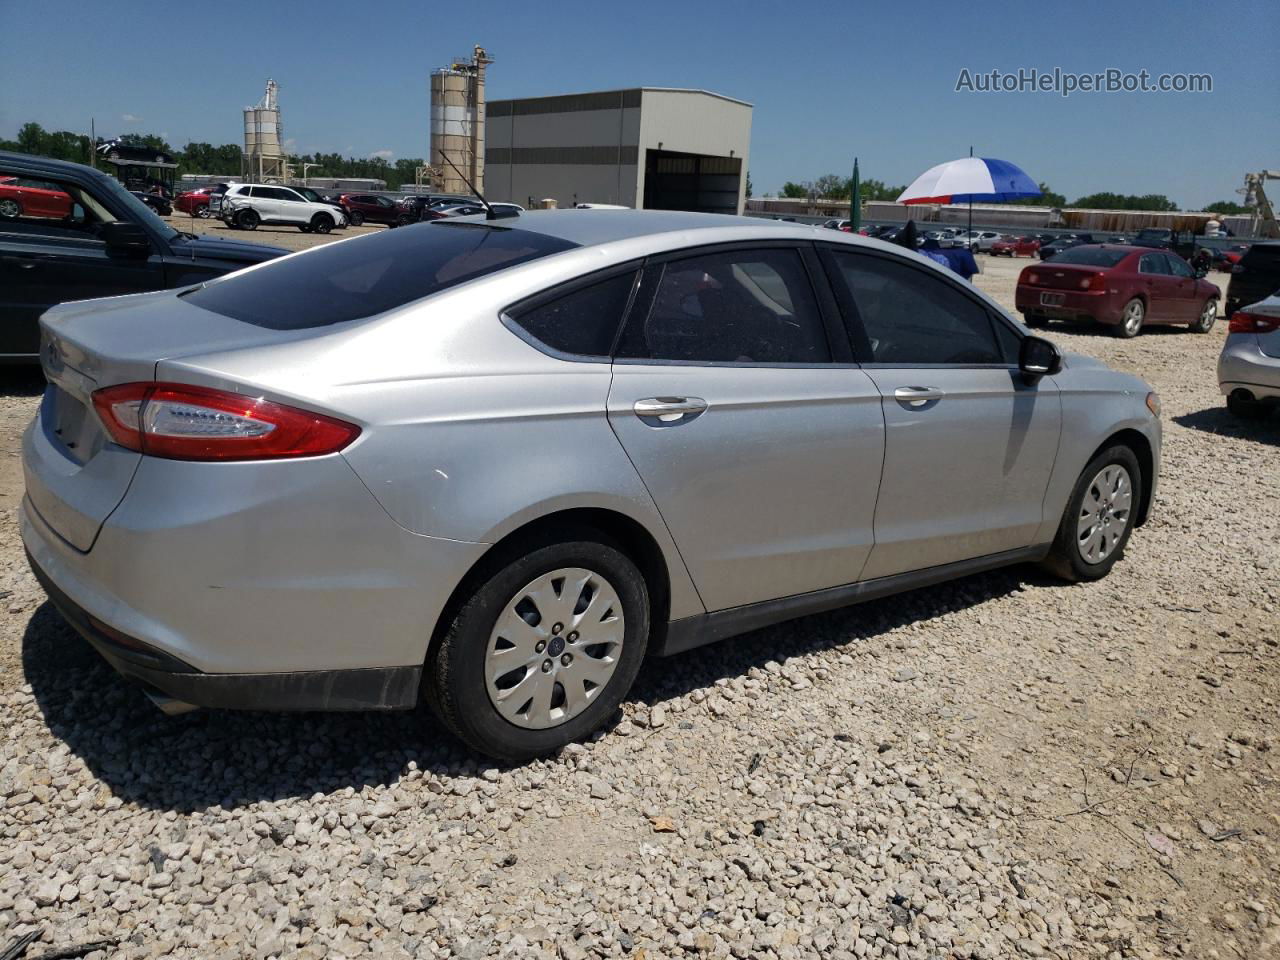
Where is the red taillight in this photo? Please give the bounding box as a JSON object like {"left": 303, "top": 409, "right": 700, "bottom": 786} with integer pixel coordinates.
{"left": 1228, "top": 311, "right": 1280, "bottom": 334}
{"left": 92, "top": 382, "right": 360, "bottom": 461}
{"left": 1025, "top": 271, "right": 1040, "bottom": 285}
{"left": 1083, "top": 272, "right": 1108, "bottom": 291}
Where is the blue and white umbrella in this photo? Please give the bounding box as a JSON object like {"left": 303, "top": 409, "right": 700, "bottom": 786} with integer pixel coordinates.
{"left": 897, "top": 156, "right": 1041, "bottom": 205}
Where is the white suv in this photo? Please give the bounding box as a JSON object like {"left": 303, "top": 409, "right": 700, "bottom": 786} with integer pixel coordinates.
{"left": 956, "top": 230, "right": 1002, "bottom": 253}
{"left": 221, "top": 184, "right": 347, "bottom": 234}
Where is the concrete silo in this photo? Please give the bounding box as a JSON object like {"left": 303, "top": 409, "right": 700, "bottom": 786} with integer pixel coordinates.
{"left": 429, "top": 46, "right": 492, "bottom": 195}
{"left": 243, "top": 79, "right": 286, "bottom": 183}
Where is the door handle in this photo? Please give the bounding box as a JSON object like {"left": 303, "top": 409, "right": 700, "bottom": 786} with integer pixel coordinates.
{"left": 634, "top": 396, "right": 708, "bottom": 426}
{"left": 893, "top": 386, "right": 944, "bottom": 408}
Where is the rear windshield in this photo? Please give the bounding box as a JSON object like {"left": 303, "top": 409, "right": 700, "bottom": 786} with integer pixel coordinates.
{"left": 185, "top": 223, "right": 578, "bottom": 329}
{"left": 1049, "top": 247, "right": 1130, "bottom": 267}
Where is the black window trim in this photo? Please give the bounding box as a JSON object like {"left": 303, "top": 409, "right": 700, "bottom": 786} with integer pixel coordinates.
{"left": 500, "top": 260, "right": 644, "bottom": 364}
{"left": 817, "top": 241, "right": 1025, "bottom": 369}
{"left": 611, "top": 240, "right": 856, "bottom": 369}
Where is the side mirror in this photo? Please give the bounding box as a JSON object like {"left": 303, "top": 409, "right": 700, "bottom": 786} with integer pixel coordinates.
{"left": 1019, "top": 335, "right": 1062, "bottom": 381}
{"left": 1194, "top": 266, "right": 1208, "bottom": 279}
{"left": 102, "top": 220, "right": 151, "bottom": 258}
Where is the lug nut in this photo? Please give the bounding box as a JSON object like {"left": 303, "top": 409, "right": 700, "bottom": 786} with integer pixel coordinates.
{"left": 535, "top": 640, "right": 546, "bottom": 653}
{"left": 561, "top": 654, "right": 573, "bottom": 667}
{"left": 541, "top": 660, "right": 553, "bottom": 673}
{"left": 552, "top": 622, "right": 563, "bottom": 635}
{"left": 567, "top": 631, "right": 579, "bottom": 643}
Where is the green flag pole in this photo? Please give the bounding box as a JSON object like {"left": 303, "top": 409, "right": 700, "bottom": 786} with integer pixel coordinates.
{"left": 851, "top": 158, "right": 861, "bottom": 232}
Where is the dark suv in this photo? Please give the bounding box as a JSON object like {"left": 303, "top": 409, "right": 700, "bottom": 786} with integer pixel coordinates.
{"left": 1225, "top": 241, "right": 1280, "bottom": 318}
{"left": 0, "top": 151, "right": 285, "bottom": 361}
{"left": 336, "top": 193, "right": 403, "bottom": 227}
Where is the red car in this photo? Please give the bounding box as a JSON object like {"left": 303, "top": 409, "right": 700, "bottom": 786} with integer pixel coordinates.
{"left": 1016, "top": 244, "right": 1220, "bottom": 338}
{"left": 990, "top": 235, "right": 1040, "bottom": 257}
{"left": 1219, "top": 243, "right": 1251, "bottom": 271}
{"left": 0, "top": 175, "right": 73, "bottom": 220}
{"left": 336, "top": 193, "right": 404, "bottom": 227}
{"left": 175, "top": 188, "right": 214, "bottom": 217}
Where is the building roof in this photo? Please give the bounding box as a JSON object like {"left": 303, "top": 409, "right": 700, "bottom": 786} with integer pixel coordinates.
{"left": 487, "top": 87, "right": 752, "bottom": 114}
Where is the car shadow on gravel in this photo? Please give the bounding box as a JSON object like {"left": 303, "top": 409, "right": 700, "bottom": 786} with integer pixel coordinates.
{"left": 630, "top": 563, "right": 1049, "bottom": 712}
{"left": 21, "top": 603, "right": 478, "bottom": 814}
{"left": 1173, "top": 406, "right": 1280, "bottom": 447}
{"left": 24, "top": 563, "right": 1048, "bottom": 811}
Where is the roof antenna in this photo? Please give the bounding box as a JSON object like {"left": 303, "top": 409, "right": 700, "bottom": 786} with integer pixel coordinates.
{"left": 436, "top": 150, "right": 499, "bottom": 220}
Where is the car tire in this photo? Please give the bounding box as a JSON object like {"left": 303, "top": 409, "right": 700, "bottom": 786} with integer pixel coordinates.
{"left": 1024, "top": 313, "right": 1047, "bottom": 329}
{"left": 311, "top": 213, "right": 333, "bottom": 234}
{"left": 426, "top": 537, "right": 650, "bottom": 762}
{"left": 298, "top": 224, "right": 312, "bottom": 233}
{"left": 1190, "top": 297, "right": 1218, "bottom": 333}
{"left": 1041, "top": 444, "right": 1141, "bottom": 583}
{"left": 196, "top": 206, "right": 212, "bottom": 219}
{"left": 1227, "top": 391, "right": 1269, "bottom": 420}
{"left": 348, "top": 211, "right": 364, "bottom": 227}
{"left": 237, "top": 209, "right": 260, "bottom": 231}
{"left": 0, "top": 198, "right": 22, "bottom": 219}
{"left": 1115, "top": 297, "right": 1145, "bottom": 338}
{"left": 397, "top": 214, "right": 414, "bottom": 226}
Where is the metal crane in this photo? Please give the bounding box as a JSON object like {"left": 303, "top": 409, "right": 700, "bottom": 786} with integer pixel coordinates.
{"left": 1243, "top": 171, "right": 1279, "bottom": 239}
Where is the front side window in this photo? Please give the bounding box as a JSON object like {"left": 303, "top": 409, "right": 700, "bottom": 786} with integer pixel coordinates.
{"left": 615, "top": 248, "right": 830, "bottom": 364}
{"left": 828, "top": 250, "right": 1005, "bottom": 365}
{"left": 1166, "top": 255, "right": 1194, "bottom": 278}
{"left": 0, "top": 167, "right": 117, "bottom": 242}
{"left": 507, "top": 270, "right": 637, "bottom": 358}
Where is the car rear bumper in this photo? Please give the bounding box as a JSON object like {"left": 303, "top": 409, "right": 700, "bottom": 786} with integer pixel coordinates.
{"left": 1016, "top": 287, "right": 1122, "bottom": 324}
{"left": 1219, "top": 334, "right": 1280, "bottom": 400}
{"left": 20, "top": 429, "right": 490, "bottom": 709}
{"left": 26, "top": 546, "right": 421, "bottom": 711}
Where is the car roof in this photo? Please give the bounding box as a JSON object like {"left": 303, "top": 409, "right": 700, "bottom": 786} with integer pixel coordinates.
{"left": 0, "top": 149, "right": 119, "bottom": 187}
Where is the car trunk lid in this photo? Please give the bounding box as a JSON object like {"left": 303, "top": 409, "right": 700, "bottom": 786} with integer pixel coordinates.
{"left": 1025, "top": 264, "right": 1102, "bottom": 291}
{"left": 26, "top": 290, "right": 301, "bottom": 551}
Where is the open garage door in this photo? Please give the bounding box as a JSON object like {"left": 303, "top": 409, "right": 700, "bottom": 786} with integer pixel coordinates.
{"left": 642, "top": 150, "right": 742, "bottom": 215}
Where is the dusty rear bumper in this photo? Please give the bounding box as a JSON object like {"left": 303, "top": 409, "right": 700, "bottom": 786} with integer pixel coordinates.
{"left": 27, "top": 547, "right": 421, "bottom": 712}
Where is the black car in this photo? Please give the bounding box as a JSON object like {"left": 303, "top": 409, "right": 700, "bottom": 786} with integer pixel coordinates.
{"left": 1225, "top": 241, "right": 1280, "bottom": 318}
{"left": 130, "top": 191, "right": 172, "bottom": 217}
{"left": 1, "top": 151, "right": 286, "bottom": 361}
{"left": 1132, "top": 227, "right": 1198, "bottom": 261}
{"left": 400, "top": 194, "right": 472, "bottom": 223}
{"left": 1038, "top": 234, "right": 1094, "bottom": 260}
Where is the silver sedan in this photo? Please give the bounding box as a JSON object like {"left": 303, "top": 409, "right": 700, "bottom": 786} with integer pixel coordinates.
{"left": 22, "top": 211, "right": 1162, "bottom": 760}
{"left": 1219, "top": 291, "right": 1280, "bottom": 418}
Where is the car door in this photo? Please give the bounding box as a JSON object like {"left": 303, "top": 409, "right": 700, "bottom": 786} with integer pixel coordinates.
{"left": 606, "top": 243, "right": 886, "bottom": 612}
{"left": 1164, "top": 253, "right": 1200, "bottom": 319}
{"left": 276, "top": 187, "right": 309, "bottom": 224}
{"left": 820, "top": 245, "right": 1061, "bottom": 580}
{"left": 253, "top": 186, "right": 288, "bottom": 223}
{"left": 1137, "top": 252, "right": 1176, "bottom": 319}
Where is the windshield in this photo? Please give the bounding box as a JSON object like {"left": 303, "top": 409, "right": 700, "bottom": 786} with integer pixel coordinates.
{"left": 95, "top": 173, "right": 179, "bottom": 241}
{"left": 184, "top": 222, "right": 579, "bottom": 329}
{"left": 1050, "top": 246, "right": 1130, "bottom": 267}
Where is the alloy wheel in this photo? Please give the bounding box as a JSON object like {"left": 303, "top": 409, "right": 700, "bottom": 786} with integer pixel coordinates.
{"left": 1076, "top": 464, "right": 1133, "bottom": 564}
{"left": 484, "top": 567, "right": 625, "bottom": 730}
{"left": 1122, "top": 299, "right": 1144, "bottom": 336}
{"left": 0, "top": 199, "right": 20, "bottom": 219}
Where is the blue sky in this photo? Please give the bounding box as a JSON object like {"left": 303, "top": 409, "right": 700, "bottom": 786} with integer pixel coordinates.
{"left": 2, "top": 0, "right": 1276, "bottom": 208}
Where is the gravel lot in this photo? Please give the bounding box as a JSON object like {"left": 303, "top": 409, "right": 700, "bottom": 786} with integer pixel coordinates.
{"left": 1, "top": 245, "right": 1277, "bottom": 960}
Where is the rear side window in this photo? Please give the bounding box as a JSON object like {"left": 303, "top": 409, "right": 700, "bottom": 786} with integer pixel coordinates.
{"left": 185, "top": 223, "right": 578, "bottom": 329}
{"left": 615, "top": 248, "right": 830, "bottom": 364}
{"left": 1051, "top": 247, "right": 1130, "bottom": 267}
{"left": 506, "top": 270, "right": 637, "bottom": 358}
{"left": 1139, "top": 253, "right": 1170, "bottom": 275}
{"left": 827, "top": 250, "right": 1004, "bottom": 365}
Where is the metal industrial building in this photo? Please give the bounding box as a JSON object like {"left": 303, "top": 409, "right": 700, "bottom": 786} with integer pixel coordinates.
{"left": 485, "top": 88, "right": 752, "bottom": 214}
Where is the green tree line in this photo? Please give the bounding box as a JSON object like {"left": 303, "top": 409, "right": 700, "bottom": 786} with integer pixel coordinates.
{"left": 1, "top": 121, "right": 426, "bottom": 189}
